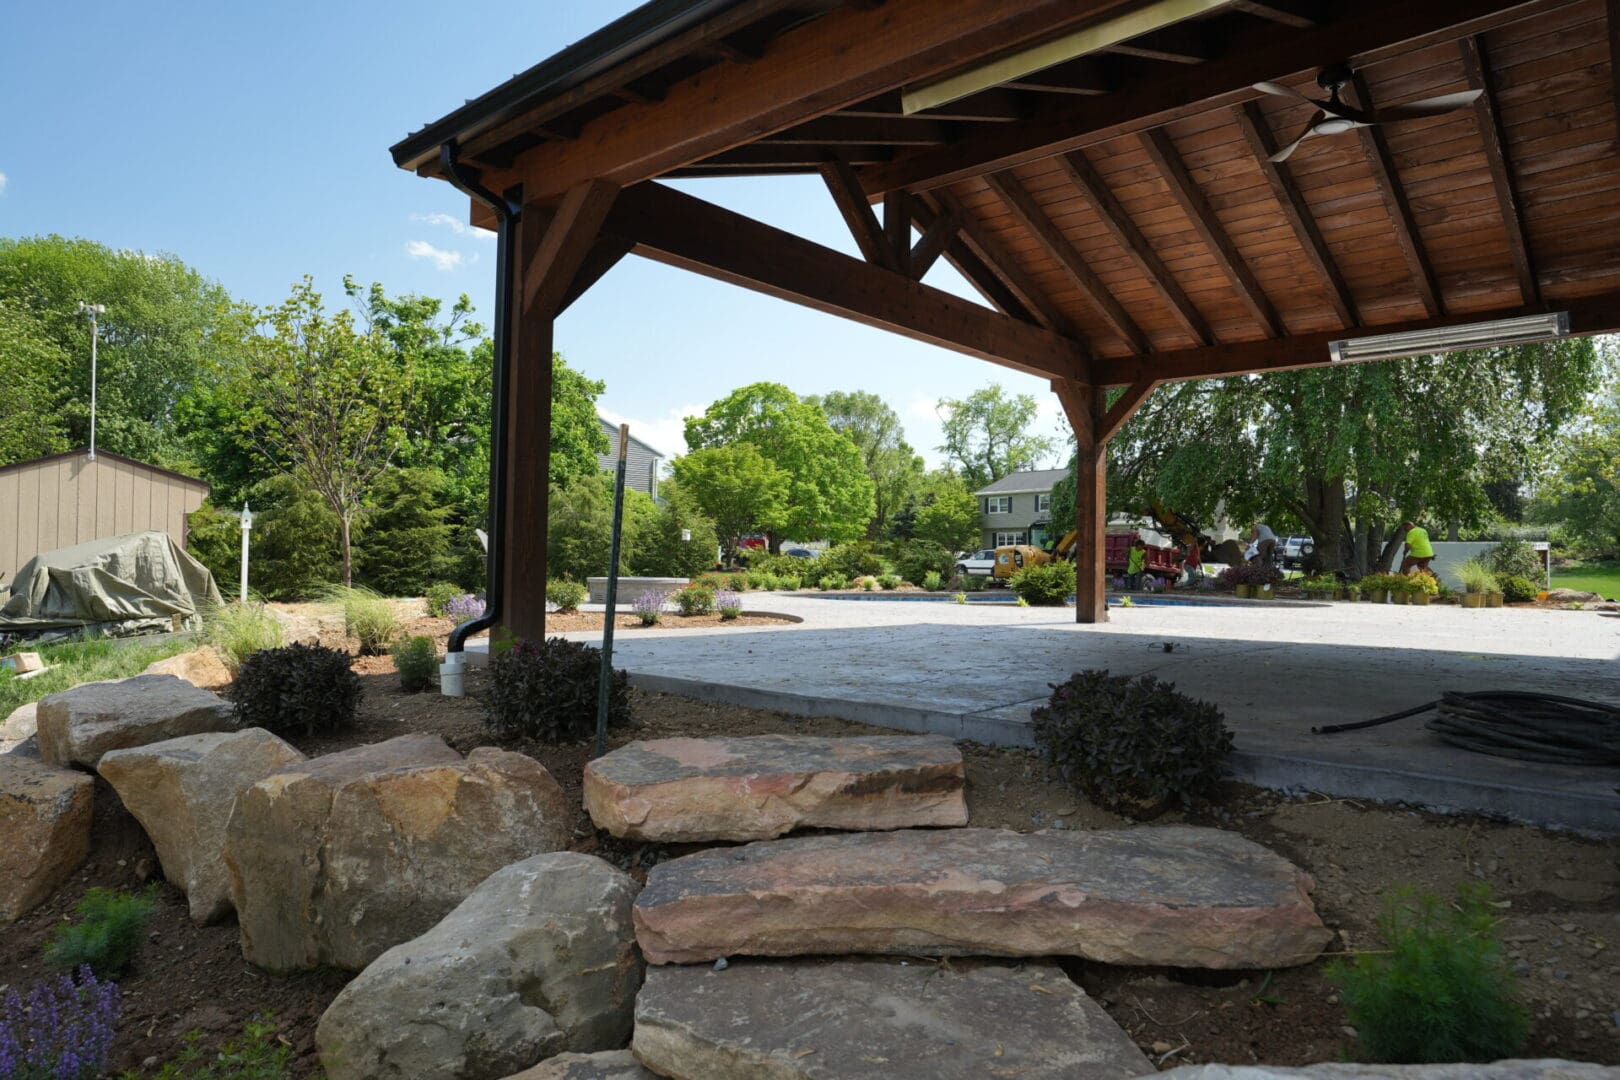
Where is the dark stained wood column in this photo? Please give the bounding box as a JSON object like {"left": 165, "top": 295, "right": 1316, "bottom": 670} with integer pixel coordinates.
{"left": 1053, "top": 379, "right": 1107, "bottom": 624}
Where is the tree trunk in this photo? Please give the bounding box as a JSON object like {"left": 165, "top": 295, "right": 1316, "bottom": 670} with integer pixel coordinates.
{"left": 1300, "top": 476, "right": 1348, "bottom": 574}
{"left": 340, "top": 514, "right": 353, "bottom": 588}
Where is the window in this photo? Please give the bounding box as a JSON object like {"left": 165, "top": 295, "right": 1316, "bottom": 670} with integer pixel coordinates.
{"left": 994, "top": 531, "right": 1025, "bottom": 547}
{"left": 986, "top": 495, "right": 1012, "bottom": 514}
{"left": 1036, "top": 494, "right": 1051, "bottom": 512}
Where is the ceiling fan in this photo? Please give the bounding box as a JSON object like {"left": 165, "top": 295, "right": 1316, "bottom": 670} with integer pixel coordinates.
{"left": 1253, "top": 63, "right": 1483, "bottom": 163}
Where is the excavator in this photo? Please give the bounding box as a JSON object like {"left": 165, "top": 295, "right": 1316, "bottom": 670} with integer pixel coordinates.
{"left": 991, "top": 500, "right": 1201, "bottom": 583}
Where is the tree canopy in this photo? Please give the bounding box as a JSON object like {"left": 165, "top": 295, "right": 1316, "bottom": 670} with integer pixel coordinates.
{"left": 671, "top": 443, "right": 790, "bottom": 559}
{"left": 1534, "top": 385, "right": 1620, "bottom": 559}
{"left": 936, "top": 384, "right": 1055, "bottom": 489}
{"left": 806, "top": 389, "right": 923, "bottom": 538}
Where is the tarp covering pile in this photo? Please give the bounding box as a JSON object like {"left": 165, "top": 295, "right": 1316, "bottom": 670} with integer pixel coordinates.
{"left": 0, "top": 531, "right": 222, "bottom": 640}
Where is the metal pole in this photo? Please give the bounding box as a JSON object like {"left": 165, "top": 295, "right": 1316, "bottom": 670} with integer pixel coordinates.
{"left": 89, "top": 310, "right": 98, "bottom": 461}
{"left": 596, "top": 424, "right": 630, "bottom": 757}
{"left": 239, "top": 503, "right": 252, "bottom": 603}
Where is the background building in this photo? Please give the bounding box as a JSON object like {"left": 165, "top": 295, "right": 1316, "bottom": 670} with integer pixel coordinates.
{"left": 595, "top": 416, "right": 666, "bottom": 498}
{"left": 974, "top": 468, "right": 1067, "bottom": 550}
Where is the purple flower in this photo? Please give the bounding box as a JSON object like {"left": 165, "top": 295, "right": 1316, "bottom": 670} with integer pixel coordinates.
{"left": 714, "top": 589, "right": 742, "bottom": 617}
{"left": 0, "top": 968, "right": 120, "bottom": 1080}
{"left": 445, "top": 593, "right": 485, "bottom": 622}
{"left": 632, "top": 590, "right": 667, "bottom": 624}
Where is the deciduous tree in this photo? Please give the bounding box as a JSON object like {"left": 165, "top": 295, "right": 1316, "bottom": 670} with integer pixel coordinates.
{"left": 806, "top": 390, "right": 923, "bottom": 538}
{"left": 671, "top": 444, "right": 790, "bottom": 560}
{"left": 912, "top": 473, "right": 982, "bottom": 552}
{"left": 936, "top": 385, "right": 1056, "bottom": 489}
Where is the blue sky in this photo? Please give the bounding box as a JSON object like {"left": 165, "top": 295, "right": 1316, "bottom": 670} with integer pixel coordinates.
{"left": 1, "top": 1, "right": 1071, "bottom": 467}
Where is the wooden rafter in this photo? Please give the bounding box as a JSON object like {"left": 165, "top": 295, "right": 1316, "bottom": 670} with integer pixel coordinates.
{"left": 1004, "top": 57, "right": 1112, "bottom": 96}
{"left": 604, "top": 181, "right": 1090, "bottom": 380}
{"left": 1458, "top": 36, "right": 1539, "bottom": 306}
{"left": 838, "top": 89, "right": 1030, "bottom": 123}
{"left": 920, "top": 191, "right": 1083, "bottom": 338}
{"left": 907, "top": 206, "right": 959, "bottom": 279}
{"left": 760, "top": 116, "right": 954, "bottom": 145}
{"left": 1229, "top": 0, "right": 1320, "bottom": 28}
{"left": 1231, "top": 101, "right": 1358, "bottom": 329}
{"left": 522, "top": 180, "right": 620, "bottom": 317}
{"left": 1140, "top": 128, "right": 1282, "bottom": 339}
{"left": 1349, "top": 70, "right": 1444, "bottom": 319}
{"left": 884, "top": 190, "right": 913, "bottom": 277}
{"left": 819, "top": 156, "right": 893, "bottom": 268}
{"left": 1611, "top": 0, "right": 1620, "bottom": 143}
{"left": 1098, "top": 378, "right": 1160, "bottom": 443}
{"left": 1106, "top": 24, "right": 1215, "bottom": 64}
{"left": 1056, "top": 149, "right": 1212, "bottom": 346}
{"left": 556, "top": 235, "right": 635, "bottom": 317}
{"left": 983, "top": 171, "right": 1151, "bottom": 355}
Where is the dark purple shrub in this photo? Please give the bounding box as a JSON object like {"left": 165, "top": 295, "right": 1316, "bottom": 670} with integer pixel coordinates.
{"left": 0, "top": 967, "right": 121, "bottom": 1080}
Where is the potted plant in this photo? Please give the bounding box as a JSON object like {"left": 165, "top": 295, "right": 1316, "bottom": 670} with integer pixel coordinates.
{"left": 1455, "top": 558, "right": 1493, "bottom": 609}
{"left": 1408, "top": 571, "right": 1438, "bottom": 606}
{"left": 1345, "top": 582, "right": 1362, "bottom": 602}
{"left": 1360, "top": 573, "right": 1400, "bottom": 604}
{"left": 1486, "top": 573, "right": 1506, "bottom": 607}
{"left": 1248, "top": 561, "right": 1282, "bottom": 600}
{"left": 1300, "top": 573, "right": 1339, "bottom": 600}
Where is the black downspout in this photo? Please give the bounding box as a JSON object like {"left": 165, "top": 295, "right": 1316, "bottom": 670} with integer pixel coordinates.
{"left": 439, "top": 141, "right": 520, "bottom": 654}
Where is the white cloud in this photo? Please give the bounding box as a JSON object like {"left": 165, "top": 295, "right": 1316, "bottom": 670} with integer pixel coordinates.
{"left": 906, "top": 395, "right": 941, "bottom": 421}
{"left": 0, "top": 172, "right": 8, "bottom": 196}
{"left": 411, "top": 211, "right": 494, "bottom": 240}
{"left": 597, "top": 403, "right": 706, "bottom": 460}
{"left": 404, "top": 239, "right": 465, "bottom": 271}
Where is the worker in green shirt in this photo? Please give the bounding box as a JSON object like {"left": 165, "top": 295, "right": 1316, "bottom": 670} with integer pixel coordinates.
{"left": 1126, "top": 536, "right": 1147, "bottom": 591}
{"left": 1399, "top": 520, "right": 1435, "bottom": 574}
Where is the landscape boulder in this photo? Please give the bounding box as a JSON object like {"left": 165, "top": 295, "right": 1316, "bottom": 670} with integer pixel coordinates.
{"left": 584, "top": 733, "right": 967, "bottom": 842}
{"left": 143, "top": 647, "right": 234, "bottom": 690}
{"left": 36, "top": 674, "right": 235, "bottom": 769}
{"left": 1154, "top": 1064, "right": 1620, "bottom": 1079}
{"left": 225, "top": 733, "right": 574, "bottom": 972}
{"left": 635, "top": 826, "right": 1331, "bottom": 969}
{"left": 497, "top": 1053, "right": 657, "bottom": 1080}
{"left": 0, "top": 755, "right": 94, "bottom": 920}
{"left": 1546, "top": 588, "right": 1604, "bottom": 604}
{"left": 1, "top": 701, "right": 38, "bottom": 754}
{"left": 633, "top": 958, "right": 1152, "bottom": 1080}
{"left": 98, "top": 728, "right": 306, "bottom": 923}
{"left": 317, "top": 852, "right": 641, "bottom": 1080}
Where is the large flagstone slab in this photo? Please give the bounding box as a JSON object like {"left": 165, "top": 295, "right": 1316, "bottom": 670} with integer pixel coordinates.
{"left": 499, "top": 1052, "right": 657, "bottom": 1080}
{"left": 634, "top": 826, "right": 1330, "bottom": 968}
{"left": 1154, "top": 1064, "right": 1620, "bottom": 1079}
{"left": 583, "top": 734, "right": 966, "bottom": 841}
{"left": 632, "top": 957, "right": 1152, "bottom": 1080}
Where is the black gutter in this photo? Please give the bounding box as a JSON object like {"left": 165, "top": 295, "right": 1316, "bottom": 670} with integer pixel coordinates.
{"left": 438, "top": 142, "right": 520, "bottom": 655}
{"left": 390, "top": 0, "right": 747, "bottom": 173}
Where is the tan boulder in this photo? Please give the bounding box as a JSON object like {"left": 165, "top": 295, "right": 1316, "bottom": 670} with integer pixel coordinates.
{"left": 635, "top": 826, "right": 1331, "bottom": 969}
{"left": 584, "top": 734, "right": 967, "bottom": 842}
{"left": 37, "top": 674, "right": 236, "bottom": 769}
{"left": 143, "top": 647, "right": 234, "bottom": 690}
{"left": 98, "top": 729, "right": 306, "bottom": 924}
{"left": 499, "top": 1052, "right": 656, "bottom": 1080}
{"left": 225, "top": 733, "right": 574, "bottom": 972}
{"left": 0, "top": 755, "right": 94, "bottom": 920}
{"left": 1, "top": 701, "right": 38, "bottom": 754}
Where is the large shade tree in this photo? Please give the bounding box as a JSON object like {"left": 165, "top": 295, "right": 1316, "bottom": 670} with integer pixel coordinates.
{"left": 1533, "top": 382, "right": 1620, "bottom": 559}
{"left": 671, "top": 444, "right": 790, "bottom": 560}
{"left": 806, "top": 389, "right": 923, "bottom": 538}
{"left": 936, "top": 384, "right": 1056, "bottom": 489}
{"left": 0, "top": 299, "right": 70, "bottom": 466}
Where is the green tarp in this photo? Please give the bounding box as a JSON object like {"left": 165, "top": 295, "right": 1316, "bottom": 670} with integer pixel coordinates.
{"left": 0, "top": 531, "right": 222, "bottom": 640}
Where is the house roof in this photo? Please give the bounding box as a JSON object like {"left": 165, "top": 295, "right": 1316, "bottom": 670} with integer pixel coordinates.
{"left": 598, "top": 415, "right": 668, "bottom": 459}
{"left": 975, "top": 468, "right": 1069, "bottom": 496}
{"left": 0, "top": 449, "right": 210, "bottom": 490}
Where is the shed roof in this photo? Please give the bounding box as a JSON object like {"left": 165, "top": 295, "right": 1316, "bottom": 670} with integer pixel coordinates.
{"left": 0, "top": 449, "right": 210, "bottom": 491}
{"left": 975, "top": 468, "right": 1070, "bottom": 496}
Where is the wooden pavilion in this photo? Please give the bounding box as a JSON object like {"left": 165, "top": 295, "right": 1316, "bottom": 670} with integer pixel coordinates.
{"left": 391, "top": 0, "right": 1620, "bottom": 642}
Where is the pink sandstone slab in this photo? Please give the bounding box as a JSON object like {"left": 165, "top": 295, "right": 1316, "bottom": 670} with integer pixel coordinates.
{"left": 634, "top": 825, "right": 1331, "bottom": 969}
{"left": 583, "top": 734, "right": 967, "bottom": 842}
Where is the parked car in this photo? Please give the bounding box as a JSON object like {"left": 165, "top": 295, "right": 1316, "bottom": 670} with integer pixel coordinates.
{"left": 955, "top": 549, "right": 997, "bottom": 576}
{"left": 1280, "top": 535, "right": 1315, "bottom": 569}
{"left": 784, "top": 548, "right": 818, "bottom": 559}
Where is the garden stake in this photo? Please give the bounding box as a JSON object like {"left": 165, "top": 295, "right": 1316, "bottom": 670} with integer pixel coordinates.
{"left": 596, "top": 424, "right": 630, "bottom": 758}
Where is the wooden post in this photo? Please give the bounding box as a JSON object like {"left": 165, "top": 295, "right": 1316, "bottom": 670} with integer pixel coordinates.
{"left": 1054, "top": 379, "right": 1107, "bottom": 624}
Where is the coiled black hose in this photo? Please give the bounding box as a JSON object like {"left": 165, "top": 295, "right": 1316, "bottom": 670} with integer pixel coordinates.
{"left": 1313, "top": 691, "right": 1620, "bottom": 766}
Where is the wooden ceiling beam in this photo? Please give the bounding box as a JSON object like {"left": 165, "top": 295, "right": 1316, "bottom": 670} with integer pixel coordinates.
{"left": 1458, "top": 36, "right": 1539, "bottom": 306}
{"left": 1350, "top": 69, "right": 1444, "bottom": 318}
{"left": 1140, "top": 128, "right": 1282, "bottom": 338}
{"left": 1228, "top": 0, "right": 1321, "bottom": 28}
{"left": 556, "top": 234, "right": 635, "bottom": 317}
{"left": 820, "top": 155, "right": 895, "bottom": 268}
{"left": 1097, "top": 378, "right": 1161, "bottom": 443}
{"left": 913, "top": 199, "right": 1037, "bottom": 323}
{"left": 907, "top": 205, "right": 958, "bottom": 279}
{"left": 1055, "top": 149, "right": 1212, "bottom": 345}
{"left": 1004, "top": 57, "right": 1113, "bottom": 96}
{"left": 984, "top": 171, "right": 1150, "bottom": 355}
{"left": 707, "top": 145, "right": 894, "bottom": 166}
{"left": 858, "top": 0, "right": 1550, "bottom": 196}
{"left": 603, "top": 181, "right": 1090, "bottom": 380}
{"left": 884, "top": 189, "right": 913, "bottom": 277}
{"left": 1105, "top": 24, "right": 1216, "bottom": 65}
{"left": 838, "top": 88, "right": 1030, "bottom": 122}
{"left": 1231, "top": 101, "right": 1358, "bottom": 329}
{"left": 761, "top": 116, "right": 955, "bottom": 145}
{"left": 522, "top": 180, "right": 621, "bottom": 318}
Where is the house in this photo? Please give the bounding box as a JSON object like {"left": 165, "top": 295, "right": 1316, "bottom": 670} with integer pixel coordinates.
{"left": 0, "top": 449, "right": 210, "bottom": 586}
{"left": 974, "top": 468, "right": 1068, "bottom": 551}
{"left": 595, "top": 415, "right": 665, "bottom": 498}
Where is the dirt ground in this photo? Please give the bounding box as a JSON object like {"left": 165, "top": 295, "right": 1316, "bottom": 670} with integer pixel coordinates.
{"left": 3, "top": 613, "right": 1616, "bottom": 1075}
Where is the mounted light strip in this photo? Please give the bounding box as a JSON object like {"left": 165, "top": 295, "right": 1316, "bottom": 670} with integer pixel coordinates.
{"left": 1327, "top": 312, "right": 1571, "bottom": 364}
{"left": 901, "top": 0, "right": 1227, "bottom": 115}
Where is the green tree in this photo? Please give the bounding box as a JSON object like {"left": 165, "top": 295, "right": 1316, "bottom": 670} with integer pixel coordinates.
{"left": 912, "top": 472, "right": 982, "bottom": 552}
{"left": 671, "top": 444, "right": 790, "bottom": 560}
{"left": 0, "top": 299, "right": 70, "bottom": 465}
{"left": 936, "top": 385, "right": 1056, "bottom": 489}
{"left": 806, "top": 390, "right": 923, "bottom": 538}
{"left": 545, "top": 471, "right": 657, "bottom": 581}
{"left": 240, "top": 474, "right": 343, "bottom": 600}
{"left": 630, "top": 484, "right": 719, "bottom": 577}
{"left": 685, "top": 383, "right": 874, "bottom": 547}
{"left": 1535, "top": 388, "right": 1620, "bottom": 558}
{"left": 355, "top": 467, "right": 458, "bottom": 596}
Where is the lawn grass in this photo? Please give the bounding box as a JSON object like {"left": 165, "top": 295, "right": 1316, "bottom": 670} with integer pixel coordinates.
{"left": 1550, "top": 561, "right": 1620, "bottom": 600}
{"left": 1, "top": 635, "right": 194, "bottom": 718}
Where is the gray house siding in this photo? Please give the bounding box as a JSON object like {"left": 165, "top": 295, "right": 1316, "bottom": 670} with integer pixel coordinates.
{"left": 974, "top": 469, "right": 1063, "bottom": 550}
{"left": 596, "top": 417, "right": 664, "bottom": 498}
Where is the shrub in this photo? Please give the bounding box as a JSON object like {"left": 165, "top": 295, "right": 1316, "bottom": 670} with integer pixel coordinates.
{"left": 632, "top": 590, "right": 666, "bottom": 626}
{"left": 779, "top": 575, "right": 802, "bottom": 591}
{"left": 894, "top": 541, "right": 955, "bottom": 588}
{"left": 237, "top": 475, "right": 342, "bottom": 600}
{"left": 1409, "top": 571, "right": 1440, "bottom": 595}
{"left": 233, "top": 643, "right": 361, "bottom": 737}
{"left": 818, "top": 573, "right": 851, "bottom": 591}
{"left": 1328, "top": 884, "right": 1528, "bottom": 1063}
{"left": 1300, "top": 574, "right": 1340, "bottom": 593}
{"left": 952, "top": 592, "right": 967, "bottom": 604}
{"left": 390, "top": 635, "right": 436, "bottom": 694}
{"left": 1454, "top": 557, "right": 1496, "bottom": 594}
{"left": 725, "top": 573, "right": 750, "bottom": 592}
{"left": 861, "top": 577, "right": 877, "bottom": 592}
{"left": 205, "top": 602, "right": 285, "bottom": 672}
{"left": 921, "top": 570, "right": 943, "bottom": 592}
{"left": 1009, "top": 561, "right": 1076, "bottom": 606}
{"left": 355, "top": 467, "right": 456, "bottom": 598}
{"left": 878, "top": 574, "right": 901, "bottom": 590}
{"left": 445, "top": 593, "right": 484, "bottom": 622}
{"left": 818, "top": 542, "right": 884, "bottom": 580}
{"left": 424, "top": 581, "right": 460, "bottom": 618}
{"left": 675, "top": 584, "right": 716, "bottom": 615}
{"left": 1359, "top": 573, "right": 1407, "bottom": 596}
{"left": 327, "top": 586, "right": 401, "bottom": 656}
{"left": 547, "top": 579, "right": 588, "bottom": 613}
{"left": 631, "top": 497, "right": 719, "bottom": 579}
{"left": 745, "top": 570, "right": 772, "bottom": 591}
{"left": 959, "top": 572, "right": 986, "bottom": 592}
{"left": 1486, "top": 538, "right": 1541, "bottom": 582}
{"left": 483, "top": 637, "right": 630, "bottom": 743}
{"left": 136, "top": 1016, "right": 297, "bottom": 1079}
{"left": 1031, "top": 670, "right": 1233, "bottom": 813}
{"left": 715, "top": 589, "right": 743, "bottom": 620}
{"left": 0, "top": 968, "right": 120, "bottom": 1080}
{"left": 739, "top": 551, "right": 807, "bottom": 576}
{"left": 1496, "top": 574, "right": 1538, "bottom": 603}
{"left": 46, "top": 887, "right": 158, "bottom": 978}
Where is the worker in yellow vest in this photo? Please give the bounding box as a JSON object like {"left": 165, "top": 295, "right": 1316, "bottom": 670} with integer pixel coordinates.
{"left": 1399, "top": 520, "right": 1435, "bottom": 575}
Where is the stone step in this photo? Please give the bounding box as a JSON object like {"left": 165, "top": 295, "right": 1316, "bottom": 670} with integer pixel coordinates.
{"left": 634, "top": 826, "right": 1330, "bottom": 969}
{"left": 632, "top": 957, "right": 1152, "bottom": 1080}
{"left": 584, "top": 734, "right": 966, "bottom": 842}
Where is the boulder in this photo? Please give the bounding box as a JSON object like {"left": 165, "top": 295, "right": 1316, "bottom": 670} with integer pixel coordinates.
{"left": 498, "top": 1052, "right": 657, "bottom": 1080}
{"left": 98, "top": 729, "right": 306, "bottom": 924}
{"left": 635, "top": 826, "right": 1330, "bottom": 969}
{"left": 143, "top": 647, "right": 234, "bottom": 690}
{"left": 1154, "top": 1064, "right": 1620, "bottom": 1079}
{"left": 1, "top": 701, "right": 38, "bottom": 754}
{"left": 317, "top": 852, "right": 641, "bottom": 1080}
{"left": 584, "top": 734, "right": 967, "bottom": 842}
{"left": 225, "top": 734, "right": 574, "bottom": 972}
{"left": 36, "top": 674, "right": 236, "bottom": 769}
{"left": 633, "top": 958, "right": 1152, "bottom": 1080}
{"left": 0, "top": 755, "right": 94, "bottom": 920}
{"left": 1546, "top": 588, "right": 1604, "bottom": 604}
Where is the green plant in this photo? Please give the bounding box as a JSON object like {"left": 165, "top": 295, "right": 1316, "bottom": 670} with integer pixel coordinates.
{"left": 818, "top": 573, "right": 850, "bottom": 591}
{"left": 862, "top": 577, "right": 877, "bottom": 592}
{"left": 46, "top": 887, "right": 158, "bottom": 978}
{"left": 674, "top": 584, "right": 716, "bottom": 615}
{"left": 921, "top": 570, "right": 943, "bottom": 592}
{"left": 1008, "top": 561, "right": 1076, "bottom": 606}
{"left": 389, "top": 635, "right": 436, "bottom": 694}
{"left": 779, "top": 574, "right": 802, "bottom": 591}
{"left": 877, "top": 574, "right": 901, "bottom": 590}
{"left": 1359, "top": 573, "right": 1407, "bottom": 597}
{"left": 632, "top": 590, "right": 665, "bottom": 626}
{"left": 1327, "top": 884, "right": 1528, "bottom": 1063}
{"left": 232, "top": 643, "right": 361, "bottom": 737}
{"left": 959, "top": 572, "right": 987, "bottom": 592}
{"left": 894, "top": 541, "right": 955, "bottom": 588}
{"left": 715, "top": 588, "right": 743, "bottom": 620}
{"left": 1031, "top": 670, "right": 1233, "bottom": 814}
{"left": 125, "top": 1016, "right": 297, "bottom": 1079}
{"left": 1016, "top": 596, "right": 1030, "bottom": 607}
{"left": 952, "top": 591, "right": 968, "bottom": 604}
{"left": 355, "top": 466, "right": 457, "bottom": 597}
{"left": 326, "top": 586, "right": 401, "bottom": 656}
{"left": 423, "top": 581, "right": 460, "bottom": 618}
{"left": 818, "top": 542, "right": 884, "bottom": 580}
{"left": 1300, "top": 574, "right": 1340, "bottom": 594}
{"left": 1409, "top": 571, "right": 1440, "bottom": 595}
{"left": 1496, "top": 574, "right": 1538, "bottom": 603}
{"left": 546, "top": 579, "right": 588, "bottom": 614}
{"left": 483, "top": 637, "right": 630, "bottom": 743}
{"left": 1486, "top": 538, "right": 1542, "bottom": 582}
{"left": 205, "top": 602, "right": 285, "bottom": 672}
{"left": 1454, "top": 558, "right": 1496, "bottom": 594}
{"left": 1117, "top": 595, "right": 1135, "bottom": 608}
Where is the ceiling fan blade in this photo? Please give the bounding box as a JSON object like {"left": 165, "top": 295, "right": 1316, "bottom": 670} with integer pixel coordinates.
{"left": 1268, "top": 121, "right": 1319, "bottom": 163}
{"left": 1252, "top": 81, "right": 1334, "bottom": 111}
{"left": 1372, "top": 89, "right": 1485, "bottom": 122}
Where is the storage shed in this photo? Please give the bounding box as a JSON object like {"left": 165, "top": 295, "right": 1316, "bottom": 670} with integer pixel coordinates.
{"left": 0, "top": 449, "right": 210, "bottom": 588}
